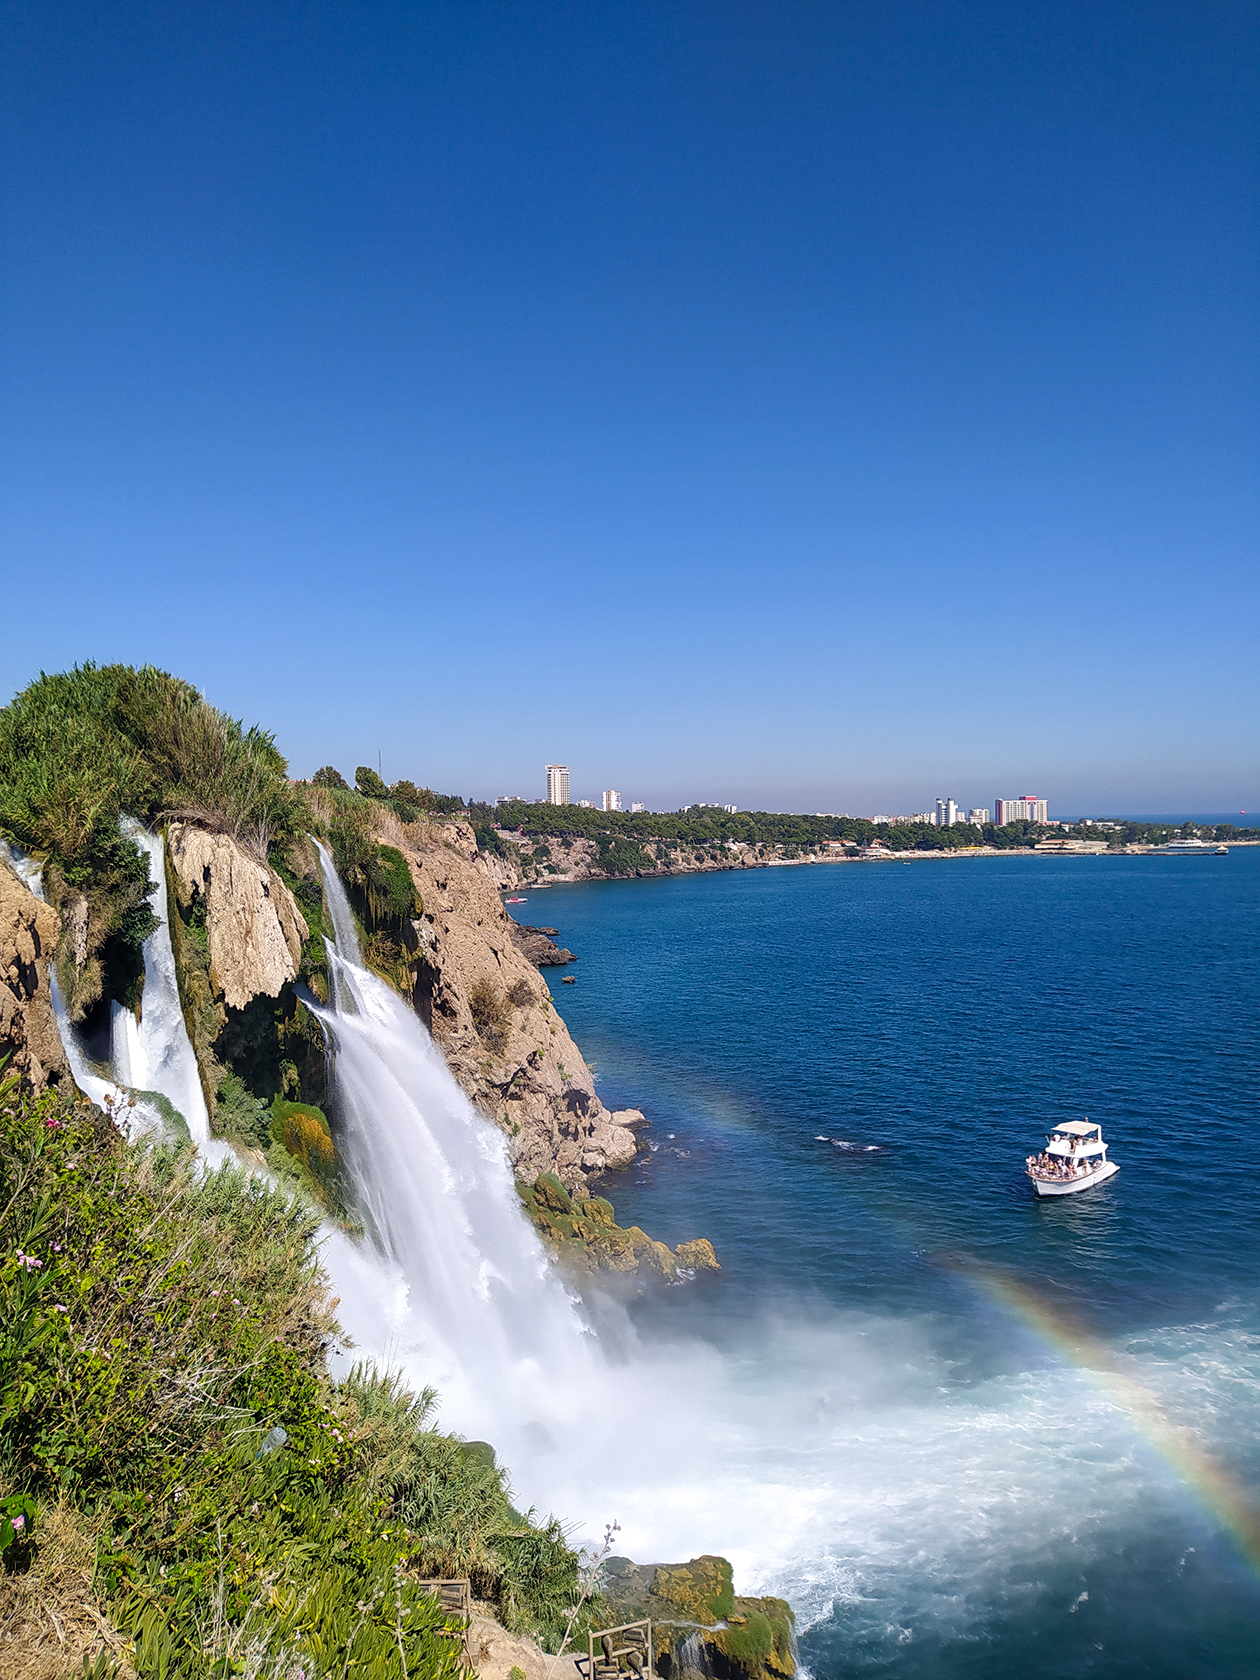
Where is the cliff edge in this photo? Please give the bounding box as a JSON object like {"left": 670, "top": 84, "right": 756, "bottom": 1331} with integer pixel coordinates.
{"left": 0, "top": 855, "right": 68, "bottom": 1091}
{"left": 395, "top": 819, "right": 639, "bottom": 1191}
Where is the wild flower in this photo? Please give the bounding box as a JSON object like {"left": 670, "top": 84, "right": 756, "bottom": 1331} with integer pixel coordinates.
{"left": 15, "top": 1249, "right": 42, "bottom": 1270}
{"left": 11, "top": 1515, "right": 24, "bottom": 1531}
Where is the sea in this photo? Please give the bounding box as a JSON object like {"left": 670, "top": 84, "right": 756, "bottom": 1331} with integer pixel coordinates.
{"left": 515, "top": 849, "right": 1260, "bottom": 1679}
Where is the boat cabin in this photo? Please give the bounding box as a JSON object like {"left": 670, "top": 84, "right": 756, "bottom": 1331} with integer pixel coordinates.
{"left": 1044, "top": 1121, "right": 1105, "bottom": 1160}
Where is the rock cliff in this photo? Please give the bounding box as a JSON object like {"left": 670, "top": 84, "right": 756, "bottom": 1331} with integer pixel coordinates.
{"left": 392, "top": 820, "right": 638, "bottom": 1190}
{"left": 166, "top": 823, "right": 309, "bottom": 1009}
{"left": 0, "top": 856, "right": 69, "bottom": 1091}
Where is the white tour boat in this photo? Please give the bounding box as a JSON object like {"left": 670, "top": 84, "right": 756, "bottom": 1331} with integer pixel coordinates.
{"left": 1157, "top": 837, "right": 1219, "bottom": 855}
{"left": 1026, "top": 1120, "right": 1119, "bottom": 1197}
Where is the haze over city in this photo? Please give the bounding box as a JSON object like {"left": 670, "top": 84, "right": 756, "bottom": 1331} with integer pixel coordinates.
{"left": 3, "top": 2, "right": 1256, "bottom": 812}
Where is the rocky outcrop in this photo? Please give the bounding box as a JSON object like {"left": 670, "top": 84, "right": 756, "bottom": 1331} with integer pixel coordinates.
{"left": 468, "top": 1601, "right": 552, "bottom": 1680}
{"left": 516, "top": 1173, "right": 719, "bottom": 1283}
{"left": 599, "top": 1555, "right": 795, "bottom": 1680}
{"left": 0, "top": 857, "right": 69, "bottom": 1091}
{"left": 390, "top": 821, "right": 637, "bottom": 1190}
{"left": 508, "top": 921, "right": 576, "bottom": 966}
{"left": 166, "top": 824, "right": 308, "bottom": 1010}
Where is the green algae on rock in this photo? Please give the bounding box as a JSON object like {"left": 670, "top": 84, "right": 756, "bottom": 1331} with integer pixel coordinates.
{"left": 516, "top": 1172, "right": 720, "bottom": 1284}
{"left": 598, "top": 1555, "right": 795, "bottom": 1680}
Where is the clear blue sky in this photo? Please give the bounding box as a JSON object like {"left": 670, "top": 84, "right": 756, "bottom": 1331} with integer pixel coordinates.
{"left": 3, "top": 2, "right": 1256, "bottom": 815}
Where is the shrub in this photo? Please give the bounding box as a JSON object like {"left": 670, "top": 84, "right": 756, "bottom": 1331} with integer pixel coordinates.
{"left": 368, "top": 845, "right": 419, "bottom": 928}
{"left": 356, "top": 766, "right": 389, "bottom": 799}
{"left": 311, "top": 765, "right": 349, "bottom": 789}
{"left": 132, "top": 682, "right": 303, "bottom": 861}
{"left": 468, "top": 979, "right": 510, "bottom": 1052}
{"left": 214, "top": 1070, "right": 273, "bottom": 1150}
{"left": 508, "top": 978, "right": 535, "bottom": 1008}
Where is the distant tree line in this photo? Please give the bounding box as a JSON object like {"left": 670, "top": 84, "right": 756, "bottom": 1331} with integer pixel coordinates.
{"left": 484, "top": 801, "right": 1258, "bottom": 852}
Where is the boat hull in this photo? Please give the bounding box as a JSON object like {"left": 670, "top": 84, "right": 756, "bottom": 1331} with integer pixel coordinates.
{"left": 1030, "top": 1160, "right": 1119, "bottom": 1197}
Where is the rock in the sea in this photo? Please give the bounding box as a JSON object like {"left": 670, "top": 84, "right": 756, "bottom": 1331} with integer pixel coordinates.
{"left": 167, "top": 824, "right": 308, "bottom": 1010}
{"left": 507, "top": 920, "right": 577, "bottom": 967}
{"left": 0, "top": 857, "right": 70, "bottom": 1091}
{"left": 674, "top": 1237, "right": 721, "bottom": 1273}
{"left": 516, "top": 1174, "right": 718, "bottom": 1284}
{"left": 598, "top": 1554, "right": 795, "bottom": 1680}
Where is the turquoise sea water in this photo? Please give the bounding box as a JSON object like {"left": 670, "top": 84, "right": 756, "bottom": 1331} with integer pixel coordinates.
{"left": 520, "top": 851, "right": 1260, "bottom": 1678}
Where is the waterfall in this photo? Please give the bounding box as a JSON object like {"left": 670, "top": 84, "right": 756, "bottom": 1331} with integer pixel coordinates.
{"left": 112, "top": 819, "right": 213, "bottom": 1147}
{"left": 8, "top": 824, "right": 214, "bottom": 1150}
{"left": 309, "top": 842, "right": 603, "bottom": 1453}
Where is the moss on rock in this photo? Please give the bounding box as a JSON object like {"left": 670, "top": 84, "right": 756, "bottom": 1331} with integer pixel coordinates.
{"left": 600, "top": 1557, "right": 795, "bottom": 1680}
{"left": 514, "top": 1177, "right": 719, "bottom": 1285}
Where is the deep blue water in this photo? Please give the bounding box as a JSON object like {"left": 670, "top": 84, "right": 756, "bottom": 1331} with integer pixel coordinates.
{"left": 516, "top": 851, "right": 1260, "bottom": 1678}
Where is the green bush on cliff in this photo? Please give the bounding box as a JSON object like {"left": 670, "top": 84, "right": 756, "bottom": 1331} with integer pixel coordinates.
{"left": 356, "top": 765, "right": 390, "bottom": 799}
{"left": 0, "top": 1073, "right": 585, "bottom": 1674}
{"left": 0, "top": 663, "right": 308, "bottom": 1021}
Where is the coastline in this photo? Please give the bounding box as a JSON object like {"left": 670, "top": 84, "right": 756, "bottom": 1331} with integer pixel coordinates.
{"left": 504, "top": 836, "right": 1260, "bottom": 890}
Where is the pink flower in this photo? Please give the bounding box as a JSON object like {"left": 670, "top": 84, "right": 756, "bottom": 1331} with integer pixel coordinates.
{"left": 11, "top": 1515, "right": 24, "bottom": 1530}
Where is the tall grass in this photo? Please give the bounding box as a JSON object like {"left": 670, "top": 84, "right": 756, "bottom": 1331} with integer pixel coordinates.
{"left": 0, "top": 1075, "right": 587, "bottom": 1675}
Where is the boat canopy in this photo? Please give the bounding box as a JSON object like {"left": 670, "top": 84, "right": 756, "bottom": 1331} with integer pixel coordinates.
{"left": 1045, "top": 1121, "right": 1100, "bottom": 1138}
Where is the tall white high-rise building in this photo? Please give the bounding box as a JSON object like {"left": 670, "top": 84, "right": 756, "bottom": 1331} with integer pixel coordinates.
{"left": 602, "top": 789, "right": 622, "bottom": 812}
{"left": 545, "top": 765, "right": 569, "bottom": 805}
{"left": 995, "top": 795, "right": 1048, "bottom": 825}
{"left": 968, "top": 807, "right": 990, "bottom": 825}
{"left": 936, "top": 797, "right": 960, "bottom": 827}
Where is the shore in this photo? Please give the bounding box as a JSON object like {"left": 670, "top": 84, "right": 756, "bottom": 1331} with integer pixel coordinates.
{"left": 503, "top": 837, "right": 1260, "bottom": 889}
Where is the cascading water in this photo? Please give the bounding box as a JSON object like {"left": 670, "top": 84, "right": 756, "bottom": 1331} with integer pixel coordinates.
{"left": 7, "top": 824, "right": 213, "bottom": 1149}
{"left": 111, "top": 819, "right": 214, "bottom": 1147}
{"left": 309, "top": 842, "right": 603, "bottom": 1451}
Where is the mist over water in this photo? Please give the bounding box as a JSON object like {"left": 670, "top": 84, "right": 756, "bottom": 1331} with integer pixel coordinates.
{"left": 28, "top": 830, "right": 1260, "bottom": 1674}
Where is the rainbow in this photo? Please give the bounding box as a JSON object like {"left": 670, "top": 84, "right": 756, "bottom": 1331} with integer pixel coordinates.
{"left": 951, "top": 1258, "right": 1260, "bottom": 1575}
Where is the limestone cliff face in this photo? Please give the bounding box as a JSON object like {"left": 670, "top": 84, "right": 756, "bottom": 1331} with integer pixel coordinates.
{"left": 486, "top": 828, "right": 764, "bottom": 886}
{"left": 0, "top": 857, "right": 69, "bottom": 1091}
{"left": 393, "top": 820, "right": 638, "bottom": 1190}
{"left": 167, "top": 824, "right": 308, "bottom": 1010}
